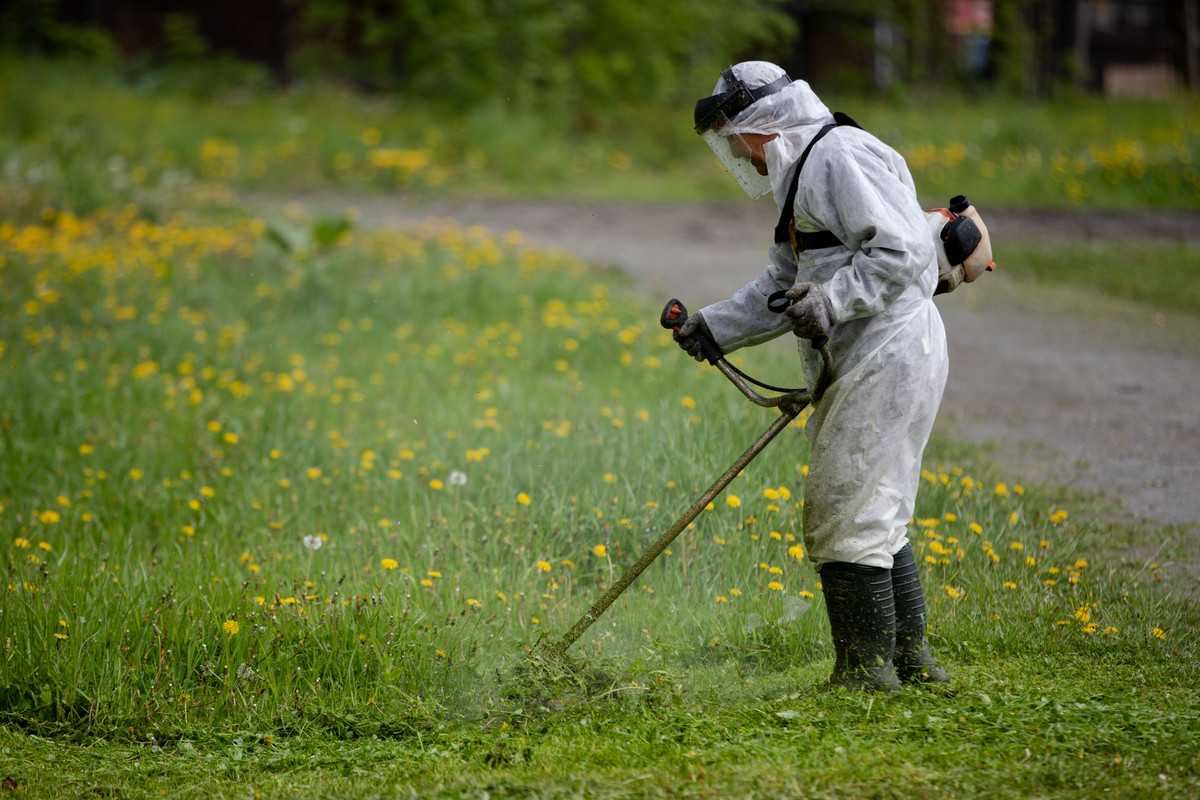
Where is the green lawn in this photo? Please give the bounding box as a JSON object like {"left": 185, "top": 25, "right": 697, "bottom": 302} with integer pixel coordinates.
{"left": 1, "top": 60, "right": 1198, "bottom": 799}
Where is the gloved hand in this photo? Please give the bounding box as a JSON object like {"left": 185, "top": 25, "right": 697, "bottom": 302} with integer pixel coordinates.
{"left": 673, "top": 312, "right": 722, "bottom": 363}
{"left": 784, "top": 282, "right": 834, "bottom": 341}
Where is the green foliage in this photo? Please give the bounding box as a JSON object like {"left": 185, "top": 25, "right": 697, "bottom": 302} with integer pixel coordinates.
{"left": 287, "top": 0, "right": 795, "bottom": 122}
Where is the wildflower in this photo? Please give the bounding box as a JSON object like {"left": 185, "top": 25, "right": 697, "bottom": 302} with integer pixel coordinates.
{"left": 13, "top": 538, "right": 30, "bottom": 549}
{"left": 768, "top": 582, "right": 784, "bottom": 591}
{"left": 536, "top": 560, "right": 551, "bottom": 572}
{"left": 381, "top": 558, "right": 398, "bottom": 570}
{"left": 449, "top": 471, "right": 468, "bottom": 486}
{"left": 715, "top": 596, "right": 728, "bottom": 603}
{"left": 302, "top": 535, "right": 323, "bottom": 551}
{"left": 429, "top": 479, "right": 444, "bottom": 490}
{"left": 969, "top": 522, "right": 983, "bottom": 535}
{"left": 729, "top": 588, "right": 742, "bottom": 597}
{"left": 682, "top": 396, "right": 696, "bottom": 409}
{"left": 592, "top": 544, "right": 607, "bottom": 557}
{"left": 223, "top": 620, "right": 240, "bottom": 636}
{"left": 726, "top": 495, "right": 741, "bottom": 508}
{"left": 1010, "top": 541, "right": 1024, "bottom": 550}
{"left": 995, "top": 482, "right": 1010, "bottom": 497}
{"left": 1152, "top": 628, "right": 1166, "bottom": 640}
{"left": 517, "top": 492, "right": 531, "bottom": 506}
{"left": 428, "top": 570, "right": 442, "bottom": 578}
{"left": 944, "top": 585, "right": 962, "bottom": 599}
{"left": 306, "top": 467, "right": 322, "bottom": 480}
{"left": 436, "top": 649, "right": 446, "bottom": 659}
{"left": 254, "top": 596, "right": 265, "bottom": 605}
{"left": 762, "top": 488, "right": 780, "bottom": 500}
{"left": 1004, "top": 581, "right": 1017, "bottom": 589}
{"left": 130, "top": 469, "right": 144, "bottom": 480}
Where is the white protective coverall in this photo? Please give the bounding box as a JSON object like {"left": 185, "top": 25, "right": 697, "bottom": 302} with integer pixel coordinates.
{"left": 697, "top": 64, "right": 948, "bottom": 569}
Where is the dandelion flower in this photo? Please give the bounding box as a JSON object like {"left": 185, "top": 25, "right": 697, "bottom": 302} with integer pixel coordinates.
{"left": 429, "top": 479, "right": 444, "bottom": 490}
{"left": 768, "top": 581, "right": 784, "bottom": 591}
{"left": 517, "top": 492, "right": 531, "bottom": 506}
{"left": 302, "top": 535, "right": 324, "bottom": 551}
{"left": 592, "top": 544, "right": 607, "bottom": 557}
{"left": 381, "top": 558, "right": 399, "bottom": 570}
{"left": 223, "top": 620, "right": 240, "bottom": 636}
{"left": 536, "top": 560, "right": 552, "bottom": 572}
{"left": 449, "top": 471, "right": 468, "bottom": 486}
{"left": 1152, "top": 627, "right": 1167, "bottom": 640}
{"left": 726, "top": 495, "right": 741, "bottom": 508}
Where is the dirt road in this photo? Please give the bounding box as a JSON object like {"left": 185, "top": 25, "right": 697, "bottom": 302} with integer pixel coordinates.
{"left": 279, "top": 194, "right": 1200, "bottom": 534}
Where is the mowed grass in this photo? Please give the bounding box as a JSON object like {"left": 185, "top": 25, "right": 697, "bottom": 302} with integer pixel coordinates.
{"left": 1, "top": 195, "right": 1198, "bottom": 798}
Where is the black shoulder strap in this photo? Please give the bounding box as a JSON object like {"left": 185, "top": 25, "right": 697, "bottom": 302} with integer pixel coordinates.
{"left": 773, "top": 111, "right": 862, "bottom": 247}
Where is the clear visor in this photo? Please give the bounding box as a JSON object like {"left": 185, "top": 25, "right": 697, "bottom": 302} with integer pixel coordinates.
{"left": 700, "top": 121, "right": 772, "bottom": 200}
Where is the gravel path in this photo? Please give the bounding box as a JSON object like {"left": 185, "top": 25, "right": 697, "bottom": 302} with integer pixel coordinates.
{"left": 271, "top": 194, "right": 1200, "bottom": 536}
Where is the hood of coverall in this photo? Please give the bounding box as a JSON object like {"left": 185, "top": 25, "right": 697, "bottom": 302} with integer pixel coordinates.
{"left": 716, "top": 62, "right": 836, "bottom": 206}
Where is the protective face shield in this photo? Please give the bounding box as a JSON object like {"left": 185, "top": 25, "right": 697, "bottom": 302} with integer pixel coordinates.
{"left": 695, "top": 65, "right": 791, "bottom": 199}
{"left": 699, "top": 122, "right": 773, "bottom": 199}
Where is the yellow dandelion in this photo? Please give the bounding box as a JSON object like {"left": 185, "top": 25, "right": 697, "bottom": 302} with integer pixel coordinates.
{"left": 381, "top": 558, "right": 399, "bottom": 570}
{"left": 592, "top": 544, "right": 607, "bottom": 557}
{"left": 726, "top": 495, "right": 741, "bottom": 508}
{"left": 223, "top": 620, "right": 240, "bottom": 636}
{"left": 536, "top": 560, "right": 551, "bottom": 572}
{"left": 767, "top": 581, "right": 784, "bottom": 591}
{"left": 517, "top": 492, "right": 531, "bottom": 506}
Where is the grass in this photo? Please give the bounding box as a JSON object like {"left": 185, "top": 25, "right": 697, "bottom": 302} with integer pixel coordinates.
{"left": 1, "top": 59, "right": 1198, "bottom": 798}
{"left": 1, "top": 193, "right": 1197, "bottom": 798}
{"left": 3, "top": 58, "right": 1200, "bottom": 219}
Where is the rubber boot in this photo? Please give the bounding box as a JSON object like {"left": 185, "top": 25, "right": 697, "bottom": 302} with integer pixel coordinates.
{"left": 819, "top": 562, "right": 902, "bottom": 692}
{"left": 891, "top": 543, "right": 950, "bottom": 685}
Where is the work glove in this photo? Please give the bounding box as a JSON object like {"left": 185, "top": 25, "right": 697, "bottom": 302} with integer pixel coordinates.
{"left": 784, "top": 282, "right": 834, "bottom": 342}
{"left": 673, "top": 312, "right": 722, "bottom": 363}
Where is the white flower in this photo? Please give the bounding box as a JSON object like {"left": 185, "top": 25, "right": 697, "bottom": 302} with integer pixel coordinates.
{"left": 449, "top": 471, "right": 468, "bottom": 486}
{"left": 302, "top": 535, "right": 324, "bottom": 551}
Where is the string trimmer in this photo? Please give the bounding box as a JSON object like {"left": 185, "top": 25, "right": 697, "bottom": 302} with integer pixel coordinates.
{"left": 545, "top": 298, "right": 833, "bottom": 659}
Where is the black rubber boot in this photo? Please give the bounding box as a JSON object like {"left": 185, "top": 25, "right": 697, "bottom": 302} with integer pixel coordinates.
{"left": 819, "top": 562, "right": 902, "bottom": 692}
{"left": 891, "top": 543, "right": 950, "bottom": 685}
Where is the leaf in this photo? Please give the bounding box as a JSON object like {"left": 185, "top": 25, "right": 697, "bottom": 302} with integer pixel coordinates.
{"left": 775, "top": 710, "right": 803, "bottom": 720}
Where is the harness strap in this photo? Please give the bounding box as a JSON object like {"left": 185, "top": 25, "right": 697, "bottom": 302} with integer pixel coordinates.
{"left": 773, "top": 111, "right": 862, "bottom": 251}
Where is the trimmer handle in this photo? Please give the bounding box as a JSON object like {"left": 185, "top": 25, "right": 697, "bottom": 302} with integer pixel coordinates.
{"left": 766, "top": 289, "right": 828, "bottom": 350}
{"left": 661, "top": 298, "right": 723, "bottom": 365}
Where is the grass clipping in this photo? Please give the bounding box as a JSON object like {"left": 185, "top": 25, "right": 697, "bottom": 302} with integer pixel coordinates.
{"left": 498, "top": 638, "right": 619, "bottom": 710}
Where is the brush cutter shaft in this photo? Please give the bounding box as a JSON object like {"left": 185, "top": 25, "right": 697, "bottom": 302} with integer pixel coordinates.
{"left": 554, "top": 400, "right": 804, "bottom": 655}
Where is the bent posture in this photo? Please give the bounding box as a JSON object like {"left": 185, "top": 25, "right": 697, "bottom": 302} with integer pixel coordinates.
{"left": 678, "top": 61, "right": 950, "bottom": 691}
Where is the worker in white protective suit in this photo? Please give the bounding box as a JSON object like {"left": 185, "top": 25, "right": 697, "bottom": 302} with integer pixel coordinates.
{"left": 676, "top": 61, "right": 950, "bottom": 691}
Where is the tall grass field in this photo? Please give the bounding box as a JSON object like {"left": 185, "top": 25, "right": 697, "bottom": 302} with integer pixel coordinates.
{"left": 1, "top": 59, "right": 1198, "bottom": 798}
